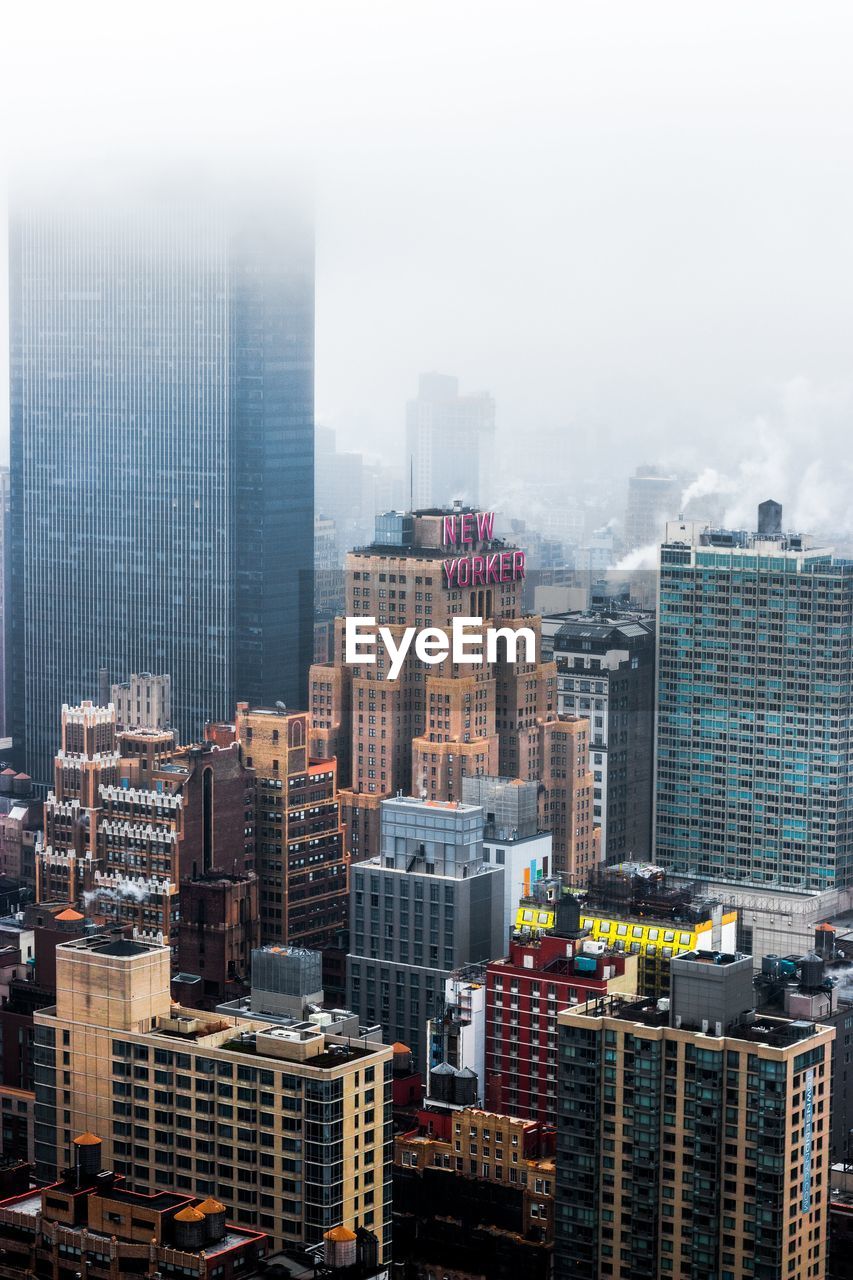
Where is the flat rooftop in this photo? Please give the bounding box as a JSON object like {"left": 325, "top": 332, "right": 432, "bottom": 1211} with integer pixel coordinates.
{"left": 569, "top": 994, "right": 822, "bottom": 1047}
{"left": 224, "top": 1032, "right": 379, "bottom": 1069}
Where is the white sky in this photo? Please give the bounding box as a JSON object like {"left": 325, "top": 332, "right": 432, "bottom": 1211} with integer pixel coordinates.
{"left": 3, "top": 1, "right": 853, "bottom": 524}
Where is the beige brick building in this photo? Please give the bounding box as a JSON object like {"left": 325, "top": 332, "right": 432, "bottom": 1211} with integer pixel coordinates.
{"left": 232, "top": 704, "right": 349, "bottom": 950}
{"left": 310, "top": 510, "right": 596, "bottom": 873}
{"left": 33, "top": 934, "right": 393, "bottom": 1258}
{"left": 556, "top": 952, "right": 834, "bottom": 1280}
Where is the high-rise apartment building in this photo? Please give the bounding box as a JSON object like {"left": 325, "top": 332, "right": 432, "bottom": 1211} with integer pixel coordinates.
{"left": 624, "top": 465, "right": 680, "bottom": 552}
{"left": 33, "top": 933, "right": 393, "bottom": 1256}
{"left": 310, "top": 508, "right": 593, "bottom": 870}
{"left": 9, "top": 184, "right": 314, "bottom": 783}
{"left": 232, "top": 704, "right": 349, "bottom": 951}
{"left": 556, "top": 951, "right": 834, "bottom": 1280}
{"left": 549, "top": 611, "right": 656, "bottom": 861}
{"left": 406, "top": 374, "right": 495, "bottom": 509}
{"left": 346, "top": 796, "right": 504, "bottom": 1067}
{"left": 655, "top": 503, "right": 853, "bottom": 890}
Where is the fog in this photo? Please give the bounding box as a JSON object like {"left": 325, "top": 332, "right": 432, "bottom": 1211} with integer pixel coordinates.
{"left": 3, "top": 0, "right": 853, "bottom": 534}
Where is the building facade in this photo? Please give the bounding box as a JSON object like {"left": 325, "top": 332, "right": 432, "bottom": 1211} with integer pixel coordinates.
{"left": 38, "top": 705, "right": 256, "bottom": 945}
{"left": 233, "top": 704, "right": 349, "bottom": 952}
{"left": 462, "top": 775, "right": 553, "bottom": 942}
{"left": 310, "top": 508, "right": 594, "bottom": 871}
{"left": 0, "top": 1132, "right": 267, "bottom": 1280}
{"left": 549, "top": 612, "right": 656, "bottom": 861}
{"left": 9, "top": 185, "right": 314, "bottom": 783}
{"left": 556, "top": 951, "right": 834, "bottom": 1280}
{"left": 394, "top": 1107, "right": 555, "bottom": 1280}
{"left": 485, "top": 894, "right": 637, "bottom": 1124}
{"left": 110, "top": 672, "right": 172, "bottom": 732}
{"left": 346, "top": 797, "right": 504, "bottom": 1068}
{"left": 624, "top": 465, "right": 680, "bottom": 552}
{"left": 655, "top": 504, "right": 853, "bottom": 890}
{"left": 514, "top": 873, "right": 737, "bottom": 998}
{"left": 33, "top": 934, "right": 393, "bottom": 1257}
{"left": 425, "top": 967, "right": 488, "bottom": 1103}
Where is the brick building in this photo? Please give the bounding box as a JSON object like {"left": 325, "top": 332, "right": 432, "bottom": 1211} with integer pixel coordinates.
{"left": 394, "top": 1106, "right": 555, "bottom": 1280}
{"left": 0, "top": 1131, "right": 266, "bottom": 1279}
{"left": 485, "top": 895, "right": 637, "bottom": 1123}
{"left": 309, "top": 509, "right": 595, "bottom": 871}
{"left": 232, "top": 705, "right": 349, "bottom": 953}
{"left": 39, "top": 707, "right": 257, "bottom": 947}
{"left": 176, "top": 873, "right": 261, "bottom": 1005}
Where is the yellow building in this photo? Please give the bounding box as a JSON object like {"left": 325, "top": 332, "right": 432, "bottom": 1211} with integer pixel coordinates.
{"left": 33, "top": 934, "right": 392, "bottom": 1259}
{"left": 396, "top": 1107, "right": 555, "bottom": 1240}
{"left": 514, "top": 897, "right": 737, "bottom": 996}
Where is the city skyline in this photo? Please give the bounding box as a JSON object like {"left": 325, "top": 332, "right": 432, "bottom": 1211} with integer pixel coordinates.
{"left": 1, "top": 6, "right": 852, "bottom": 1278}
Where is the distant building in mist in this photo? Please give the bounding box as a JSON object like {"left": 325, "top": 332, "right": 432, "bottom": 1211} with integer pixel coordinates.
{"left": 581, "top": 524, "right": 617, "bottom": 575}
{"left": 655, "top": 501, "right": 853, "bottom": 891}
{"left": 406, "top": 373, "right": 495, "bottom": 508}
{"left": 624, "top": 464, "right": 680, "bottom": 551}
{"left": 315, "top": 426, "right": 404, "bottom": 556}
{"left": 9, "top": 184, "right": 314, "bottom": 782}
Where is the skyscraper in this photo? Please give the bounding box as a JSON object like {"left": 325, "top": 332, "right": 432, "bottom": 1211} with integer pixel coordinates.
{"left": 9, "top": 181, "right": 314, "bottom": 782}
{"left": 406, "top": 374, "right": 495, "bottom": 508}
{"left": 655, "top": 502, "right": 853, "bottom": 891}
{"left": 309, "top": 507, "right": 595, "bottom": 870}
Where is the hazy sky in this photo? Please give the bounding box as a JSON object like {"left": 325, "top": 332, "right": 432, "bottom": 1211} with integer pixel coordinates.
{"left": 3, "top": 1, "right": 853, "bottom": 530}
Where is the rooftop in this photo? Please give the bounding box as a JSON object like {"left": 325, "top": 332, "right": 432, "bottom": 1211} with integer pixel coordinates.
{"left": 58, "top": 934, "right": 169, "bottom": 959}
{"left": 563, "top": 993, "right": 824, "bottom": 1048}
{"left": 383, "top": 795, "right": 481, "bottom": 815}
{"left": 223, "top": 1029, "right": 380, "bottom": 1069}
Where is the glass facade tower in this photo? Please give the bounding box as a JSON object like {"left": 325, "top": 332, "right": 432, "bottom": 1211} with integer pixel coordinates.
{"left": 654, "top": 509, "right": 853, "bottom": 891}
{"left": 9, "top": 187, "right": 314, "bottom": 783}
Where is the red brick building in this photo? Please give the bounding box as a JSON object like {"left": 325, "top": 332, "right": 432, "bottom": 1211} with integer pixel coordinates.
{"left": 485, "top": 897, "right": 637, "bottom": 1123}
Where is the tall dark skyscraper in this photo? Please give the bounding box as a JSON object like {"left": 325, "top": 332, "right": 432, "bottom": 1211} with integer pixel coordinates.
{"left": 9, "top": 181, "right": 314, "bottom": 782}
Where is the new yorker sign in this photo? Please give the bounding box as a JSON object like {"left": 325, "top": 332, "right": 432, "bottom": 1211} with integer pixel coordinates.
{"left": 343, "top": 510, "right": 535, "bottom": 679}
{"left": 441, "top": 510, "right": 526, "bottom": 588}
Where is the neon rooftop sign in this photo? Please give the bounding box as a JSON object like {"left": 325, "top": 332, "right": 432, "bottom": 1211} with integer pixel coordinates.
{"left": 441, "top": 511, "right": 525, "bottom": 588}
